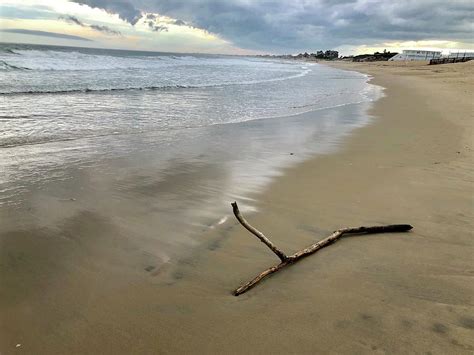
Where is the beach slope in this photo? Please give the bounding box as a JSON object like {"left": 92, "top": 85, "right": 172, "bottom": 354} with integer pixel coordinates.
{"left": 197, "top": 60, "right": 474, "bottom": 353}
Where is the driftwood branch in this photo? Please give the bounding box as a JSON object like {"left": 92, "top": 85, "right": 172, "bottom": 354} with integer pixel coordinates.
{"left": 231, "top": 202, "right": 288, "bottom": 262}
{"left": 231, "top": 202, "right": 413, "bottom": 296}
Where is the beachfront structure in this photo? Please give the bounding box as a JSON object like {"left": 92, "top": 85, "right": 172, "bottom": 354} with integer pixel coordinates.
{"left": 389, "top": 50, "right": 442, "bottom": 61}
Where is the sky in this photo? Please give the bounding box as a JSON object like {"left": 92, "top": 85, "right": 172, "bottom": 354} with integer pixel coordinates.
{"left": 0, "top": 0, "right": 473, "bottom": 55}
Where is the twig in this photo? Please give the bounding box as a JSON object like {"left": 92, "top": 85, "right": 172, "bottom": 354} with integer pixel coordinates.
{"left": 231, "top": 202, "right": 412, "bottom": 296}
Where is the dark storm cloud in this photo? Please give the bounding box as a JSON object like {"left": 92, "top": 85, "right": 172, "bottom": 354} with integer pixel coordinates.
{"left": 69, "top": 0, "right": 474, "bottom": 51}
{"left": 0, "top": 28, "right": 93, "bottom": 41}
{"left": 59, "top": 15, "right": 122, "bottom": 35}
{"left": 70, "top": 0, "right": 142, "bottom": 24}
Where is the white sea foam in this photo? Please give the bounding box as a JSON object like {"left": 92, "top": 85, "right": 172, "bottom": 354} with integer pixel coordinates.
{"left": 0, "top": 44, "right": 381, "bottom": 158}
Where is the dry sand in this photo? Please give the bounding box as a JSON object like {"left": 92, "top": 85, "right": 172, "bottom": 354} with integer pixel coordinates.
{"left": 1, "top": 61, "right": 473, "bottom": 354}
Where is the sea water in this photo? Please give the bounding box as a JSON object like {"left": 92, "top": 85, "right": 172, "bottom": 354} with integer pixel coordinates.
{"left": 0, "top": 43, "right": 381, "bottom": 262}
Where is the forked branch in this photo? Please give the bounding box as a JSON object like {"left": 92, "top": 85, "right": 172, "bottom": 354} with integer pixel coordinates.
{"left": 231, "top": 201, "right": 412, "bottom": 296}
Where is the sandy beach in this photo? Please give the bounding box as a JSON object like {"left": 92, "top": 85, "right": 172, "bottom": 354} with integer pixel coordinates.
{"left": 1, "top": 60, "right": 473, "bottom": 354}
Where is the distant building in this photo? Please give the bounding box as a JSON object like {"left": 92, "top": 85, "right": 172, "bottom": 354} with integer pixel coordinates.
{"left": 389, "top": 50, "right": 442, "bottom": 61}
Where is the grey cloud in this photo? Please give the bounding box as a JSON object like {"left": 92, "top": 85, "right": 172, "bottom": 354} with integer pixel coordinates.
{"left": 59, "top": 15, "right": 85, "bottom": 26}
{"left": 68, "top": 0, "right": 474, "bottom": 51}
{"left": 89, "top": 24, "right": 122, "bottom": 35}
{"left": 143, "top": 14, "right": 176, "bottom": 33}
{"left": 70, "top": 0, "right": 142, "bottom": 24}
{"left": 173, "top": 19, "right": 186, "bottom": 26}
{"left": 59, "top": 15, "right": 121, "bottom": 35}
{"left": 152, "top": 25, "right": 168, "bottom": 32}
{"left": 145, "top": 20, "right": 168, "bottom": 32}
{"left": 0, "top": 28, "right": 93, "bottom": 41}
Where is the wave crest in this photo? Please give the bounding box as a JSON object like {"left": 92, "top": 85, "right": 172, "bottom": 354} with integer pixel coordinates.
{"left": 0, "top": 60, "right": 31, "bottom": 71}
{"left": 0, "top": 85, "right": 198, "bottom": 96}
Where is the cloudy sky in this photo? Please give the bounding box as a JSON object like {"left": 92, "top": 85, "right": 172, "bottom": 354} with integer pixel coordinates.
{"left": 1, "top": 0, "right": 473, "bottom": 54}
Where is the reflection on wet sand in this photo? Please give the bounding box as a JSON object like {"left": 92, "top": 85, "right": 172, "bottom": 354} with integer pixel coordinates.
{"left": 0, "top": 101, "right": 372, "bottom": 266}
{"left": 1, "top": 101, "right": 378, "bottom": 352}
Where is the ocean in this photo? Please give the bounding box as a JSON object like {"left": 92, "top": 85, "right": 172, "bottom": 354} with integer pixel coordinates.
{"left": 0, "top": 43, "right": 381, "bottom": 264}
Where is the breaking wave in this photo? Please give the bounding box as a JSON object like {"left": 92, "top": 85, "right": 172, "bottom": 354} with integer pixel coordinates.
{"left": 0, "top": 60, "right": 31, "bottom": 71}
{"left": 0, "top": 85, "right": 200, "bottom": 95}
{"left": 0, "top": 48, "right": 311, "bottom": 94}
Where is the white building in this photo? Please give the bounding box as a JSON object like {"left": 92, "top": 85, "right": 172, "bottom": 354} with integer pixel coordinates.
{"left": 389, "top": 50, "right": 442, "bottom": 61}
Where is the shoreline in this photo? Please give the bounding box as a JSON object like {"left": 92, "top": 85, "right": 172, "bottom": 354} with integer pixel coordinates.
{"left": 1, "top": 61, "right": 473, "bottom": 353}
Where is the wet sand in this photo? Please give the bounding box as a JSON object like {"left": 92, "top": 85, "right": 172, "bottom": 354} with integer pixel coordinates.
{"left": 1, "top": 61, "right": 473, "bottom": 354}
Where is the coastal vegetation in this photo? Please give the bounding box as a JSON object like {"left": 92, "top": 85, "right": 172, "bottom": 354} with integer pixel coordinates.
{"left": 259, "top": 49, "right": 399, "bottom": 62}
